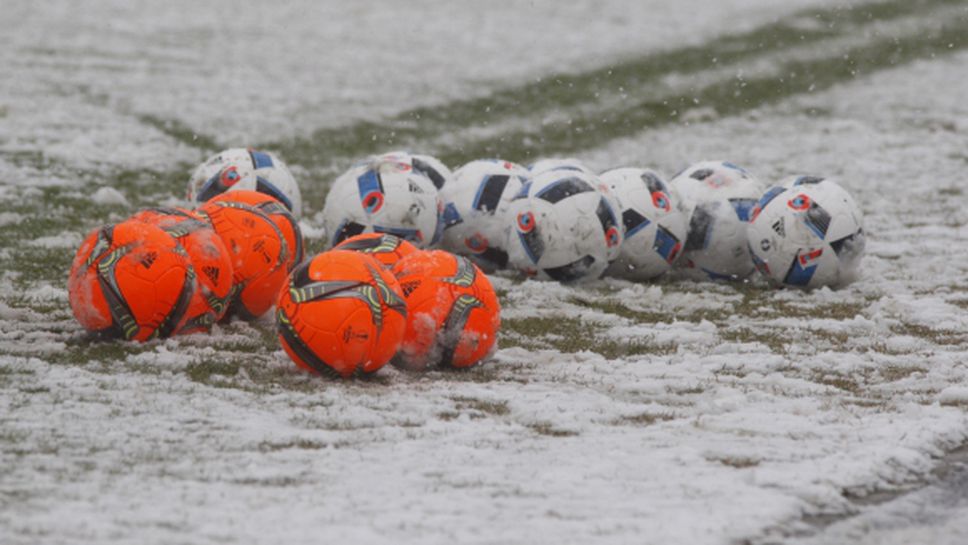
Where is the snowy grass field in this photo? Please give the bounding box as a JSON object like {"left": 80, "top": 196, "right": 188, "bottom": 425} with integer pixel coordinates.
{"left": 2, "top": 0, "right": 968, "bottom": 543}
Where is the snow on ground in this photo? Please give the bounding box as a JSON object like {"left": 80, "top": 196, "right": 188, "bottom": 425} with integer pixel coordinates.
{"left": 2, "top": 1, "right": 968, "bottom": 544}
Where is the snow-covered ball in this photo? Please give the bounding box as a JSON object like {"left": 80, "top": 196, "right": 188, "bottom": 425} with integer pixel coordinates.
{"left": 601, "top": 168, "right": 687, "bottom": 281}
{"left": 439, "top": 159, "right": 530, "bottom": 272}
{"left": 378, "top": 150, "right": 452, "bottom": 191}
{"left": 506, "top": 169, "right": 622, "bottom": 282}
{"left": 669, "top": 160, "right": 764, "bottom": 281}
{"left": 747, "top": 176, "right": 865, "bottom": 289}
{"left": 187, "top": 148, "right": 303, "bottom": 218}
{"left": 322, "top": 156, "right": 442, "bottom": 248}
{"left": 528, "top": 157, "right": 594, "bottom": 176}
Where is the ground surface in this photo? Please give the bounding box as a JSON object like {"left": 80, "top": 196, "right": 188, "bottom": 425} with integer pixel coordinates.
{"left": 2, "top": 1, "right": 968, "bottom": 543}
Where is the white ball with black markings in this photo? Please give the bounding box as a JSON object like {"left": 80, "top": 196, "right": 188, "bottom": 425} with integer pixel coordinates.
{"left": 601, "top": 167, "right": 687, "bottom": 281}
{"left": 188, "top": 148, "right": 303, "bottom": 218}
{"left": 322, "top": 156, "right": 442, "bottom": 249}
{"left": 669, "top": 160, "right": 764, "bottom": 281}
{"left": 505, "top": 169, "right": 622, "bottom": 283}
{"left": 747, "top": 177, "right": 865, "bottom": 289}
{"left": 439, "top": 159, "right": 530, "bottom": 272}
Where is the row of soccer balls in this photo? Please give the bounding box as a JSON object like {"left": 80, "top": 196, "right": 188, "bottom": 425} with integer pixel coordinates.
{"left": 67, "top": 189, "right": 500, "bottom": 376}
{"left": 184, "top": 149, "right": 866, "bottom": 290}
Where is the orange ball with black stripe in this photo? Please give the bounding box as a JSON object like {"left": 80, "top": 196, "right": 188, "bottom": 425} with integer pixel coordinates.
{"left": 208, "top": 190, "right": 304, "bottom": 270}
{"left": 276, "top": 250, "right": 407, "bottom": 378}
{"left": 333, "top": 232, "right": 417, "bottom": 269}
{"left": 129, "top": 207, "right": 234, "bottom": 333}
{"left": 67, "top": 219, "right": 195, "bottom": 341}
{"left": 196, "top": 199, "right": 289, "bottom": 320}
{"left": 391, "top": 250, "right": 500, "bottom": 371}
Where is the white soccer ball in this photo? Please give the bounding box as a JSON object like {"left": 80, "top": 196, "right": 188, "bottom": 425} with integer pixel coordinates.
{"left": 669, "top": 160, "right": 764, "bottom": 281}
{"left": 187, "top": 148, "right": 303, "bottom": 217}
{"left": 528, "top": 157, "right": 594, "bottom": 176}
{"left": 439, "top": 159, "right": 530, "bottom": 272}
{"left": 322, "top": 156, "right": 442, "bottom": 249}
{"left": 379, "top": 150, "right": 452, "bottom": 191}
{"left": 506, "top": 169, "right": 622, "bottom": 282}
{"left": 601, "top": 168, "right": 687, "bottom": 281}
{"left": 747, "top": 177, "right": 865, "bottom": 289}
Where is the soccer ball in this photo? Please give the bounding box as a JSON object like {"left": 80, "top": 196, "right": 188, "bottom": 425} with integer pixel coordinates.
{"left": 439, "top": 159, "right": 530, "bottom": 271}
{"left": 601, "top": 168, "right": 687, "bottom": 280}
{"left": 379, "top": 150, "right": 452, "bottom": 190}
{"left": 505, "top": 169, "right": 623, "bottom": 282}
{"left": 276, "top": 250, "right": 407, "bottom": 378}
{"left": 68, "top": 220, "right": 195, "bottom": 341}
{"left": 322, "top": 156, "right": 442, "bottom": 249}
{"left": 528, "top": 157, "right": 594, "bottom": 176}
{"left": 669, "top": 160, "right": 764, "bottom": 281}
{"left": 334, "top": 232, "right": 418, "bottom": 269}
{"left": 187, "top": 148, "right": 303, "bottom": 218}
{"left": 747, "top": 177, "right": 865, "bottom": 289}
{"left": 129, "top": 207, "right": 234, "bottom": 333}
{"left": 208, "top": 190, "right": 304, "bottom": 271}
{"left": 196, "top": 199, "right": 289, "bottom": 320}
{"left": 391, "top": 250, "right": 500, "bottom": 370}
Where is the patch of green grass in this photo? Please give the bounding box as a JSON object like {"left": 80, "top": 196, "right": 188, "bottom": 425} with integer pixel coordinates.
{"left": 138, "top": 114, "right": 220, "bottom": 153}
{"left": 527, "top": 422, "right": 579, "bottom": 438}
{"left": 720, "top": 327, "right": 788, "bottom": 354}
{"left": 501, "top": 315, "right": 674, "bottom": 359}
{"left": 812, "top": 373, "right": 865, "bottom": 395}
{"left": 613, "top": 412, "right": 676, "bottom": 426}
{"left": 706, "top": 455, "right": 761, "bottom": 469}
{"left": 891, "top": 323, "right": 966, "bottom": 346}
{"left": 185, "top": 358, "right": 240, "bottom": 383}
{"left": 568, "top": 296, "right": 673, "bottom": 323}
{"left": 450, "top": 396, "right": 510, "bottom": 417}
{"left": 271, "top": 0, "right": 964, "bottom": 169}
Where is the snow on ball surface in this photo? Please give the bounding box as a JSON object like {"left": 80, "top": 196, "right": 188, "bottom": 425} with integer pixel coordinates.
{"left": 187, "top": 148, "right": 303, "bottom": 218}
{"left": 747, "top": 176, "right": 865, "bottom": 289}
{"left": 506, "top": 169, "right": 622, "bottom": 283}
{"left": 669, "top": 160, "right": 764, "bottom": 281}
{"left": 601, "top": 167, "right": 687, "bottom": 281}
{"left": 528, "top": 157, "right": 594, "bottom": 176}
{"left": 378, "top": 150, "right": 452, "bottom": 190}
{"left": 322, "top": 156, "right": 442, "bottom": 249}
{"left": 439, "top": 158, "right": 530, "bottom": 272}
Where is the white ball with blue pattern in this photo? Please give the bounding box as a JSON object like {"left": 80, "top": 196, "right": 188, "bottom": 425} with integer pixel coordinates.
{"left": 187, "top": 148, "right": 302, "bottom": 218}
{"left": 439, "top": 159, "right": 530, "bottom": 272}
{"left": 321, "top": 156, "right": 442, "bottom": 249}
{"left": 505, "top": 169, "right": 623, "bottom": 283}
{"left": 669, "top": 160, "right": 764, "bottom": 281}
{"left": 747, "top": 176, "right": 865, "bottom": 289}
{"left": 601, "top": 167, "right": 687, "bottom": 281}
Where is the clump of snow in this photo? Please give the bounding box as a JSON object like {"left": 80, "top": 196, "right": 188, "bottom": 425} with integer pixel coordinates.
{"left": 0, "top": 211, "right": 21, "bottom": 226}
{"left": 91, "top": 186, "right": 129, "bottom": 207}
{"left": 937, "top": 387, "right": 968, "bottom": 406}
{"left": 26, "top": 231, "right": 82, "bottom": 249}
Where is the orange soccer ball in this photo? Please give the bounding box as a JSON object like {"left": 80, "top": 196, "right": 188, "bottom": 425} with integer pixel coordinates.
{"left": 276, "top": 250, "right": 407, "bottom": 378}
{"left": 196, "top": 199, "right": 289, "bottom": 320}
{"left": 391, "top": 250, "right": 500, "bottom": 370}
{"left": 67, "top": 219, "right": 195, "bottom": 341}
{"left": 334, "top": 232, "right": 418, "bottom": 269}
{"left": 129, "top": 207, "right": 234, "bottom": 333}
{"left": 208, "top": 190, "right": 304, "bottom": 270}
